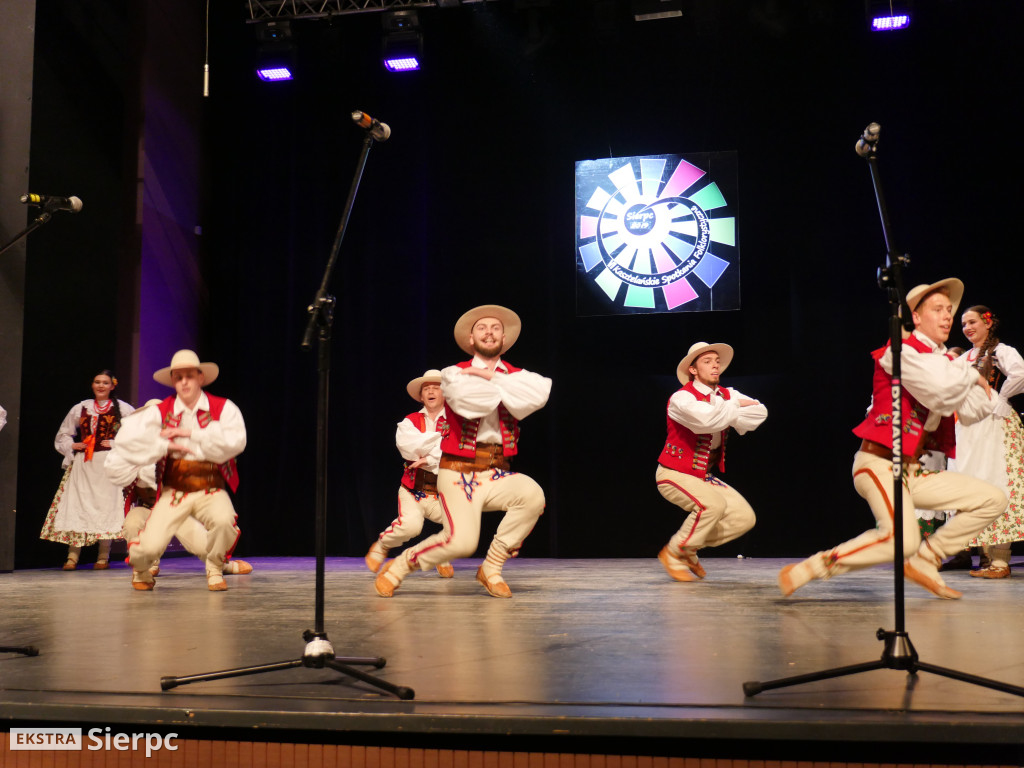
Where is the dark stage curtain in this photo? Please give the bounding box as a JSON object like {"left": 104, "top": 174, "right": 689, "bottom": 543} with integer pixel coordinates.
{"left": 15, "top": 0, "right": 1024, "bottom": 566}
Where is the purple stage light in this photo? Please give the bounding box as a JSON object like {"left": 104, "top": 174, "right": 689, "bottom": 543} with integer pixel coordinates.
{"left": 383, "top": 56, "right": 420, "bottom": 72}
{"left": 256, "top": 66, "right": 294, "bottom": 81}
{"left": 254, "top": 21, "right": 295, "bottom": 81}
{"left": 871, "top": 13, "right": 911, "bottom": 31}
{"left": 382, "top": 11, "right": 422, "bottom": 73}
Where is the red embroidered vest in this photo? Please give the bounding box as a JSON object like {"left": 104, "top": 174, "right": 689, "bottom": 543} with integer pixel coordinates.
{"left": 852, "top": 335, "right": 956, "bottom": 458}
{"left": 157, "top": 394, "right": 240, "bottom": 491}
{"left": 440, "top": 360, "right": 522, "bottom": 458}
{"left": 400, "top": 411, "right": 448, "bottom": 490}
{"left": 658, "top": 382, "right": 731, "bottom": 478}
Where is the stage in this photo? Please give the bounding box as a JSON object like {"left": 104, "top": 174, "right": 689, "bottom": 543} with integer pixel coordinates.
{"left": 2, "top": 556, "right": 1024, "bottom": 764}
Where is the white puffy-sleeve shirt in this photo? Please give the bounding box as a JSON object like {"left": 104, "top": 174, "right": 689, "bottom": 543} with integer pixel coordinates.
{"left": 441, "top": 357, "right": 552, "bottom": 443}
{"left": 668, "top": 381, "right": 767, "bottom": 449}
{"left": 111, "top": 392, "right": 246, "bottom": 467}
{"left": 105, "top": 404, "right": 160, "bottom": 488}
{"left": 395, "top": 408, "right": 444, "bottom": 474}
{"left": 880, "top": 330, "right": 993, "bottom": 427}
{"left": 958, "top": 343, "right": 1024, "bottom": 419}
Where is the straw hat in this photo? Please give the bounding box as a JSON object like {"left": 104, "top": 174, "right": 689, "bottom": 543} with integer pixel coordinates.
{"left": 676, "top": 342, "right": 734, "bottom": 384}
{"left": 905, "top": 278, "right": 964, "bottom": 315}
{"left": 406, "top": 369, "right": 443, "bottom": 402}
{"left": 153, "top": 350, "right": 219, "bottom": 388}
{"left": 453, "top": 305, "right": 521, "bottom": 356}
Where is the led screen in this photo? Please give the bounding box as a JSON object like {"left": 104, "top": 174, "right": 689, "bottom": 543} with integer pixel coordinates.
{"left": 575, "top": 152, "right": 739, "bottom": 316}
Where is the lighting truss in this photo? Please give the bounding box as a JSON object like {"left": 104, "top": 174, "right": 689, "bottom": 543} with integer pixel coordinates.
{"left": 246, "top": 0, "right": 482, "bottom": 22}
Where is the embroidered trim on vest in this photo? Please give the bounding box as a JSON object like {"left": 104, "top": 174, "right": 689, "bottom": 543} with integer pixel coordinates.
{"left": 658, "top": 383, "right": 731, "bottom": 478}
{"left": 852, "top": 336, "right": 956, "bottom": 458}
{"left": 156, "top": 394, "right": 240, "bottom": 493}
{"left": 441, "top": 360, "right": 523, "bottom": 459}
{"left": 400, "top": 411, "right": 447, "bottom": 490}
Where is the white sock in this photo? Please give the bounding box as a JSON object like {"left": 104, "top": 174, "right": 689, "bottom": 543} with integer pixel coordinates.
{"left": 989, "top": 543, "right": 1011, "bottom": 569}
{"left": 383, "top": 553, "right": 412, "bottom": 584}
{"left": 482, "top": 542, "right": 510, "bottom": 577}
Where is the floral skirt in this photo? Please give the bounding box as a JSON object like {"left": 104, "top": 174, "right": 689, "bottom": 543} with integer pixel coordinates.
{"left": 40, "top": 464, "right": 124, "bottom": 548}
{"left": 969, "top": 411, "right": 1024, "bottom": 547}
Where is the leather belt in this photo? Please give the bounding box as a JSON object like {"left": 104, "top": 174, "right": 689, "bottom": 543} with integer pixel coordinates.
{"left": 163, "top": 459, "right": 226, "bottom": 493}
{"left": 413, "top": 470, "right": 438, "bottom": 495}
{"left": 859, "top": 439, "right": 923, "bottom": 464}
{"left": 440, "top": 443, "right": 511, "bottom": 473}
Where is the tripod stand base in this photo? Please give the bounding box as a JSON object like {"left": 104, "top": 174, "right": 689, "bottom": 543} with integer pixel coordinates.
{"left": 160, "top": 631, "right": 414, "bottom": 700}
{"left": 0, "top": 646, "right": 39, "bottom": 657}
{"left": 744, "top": 628, "right": 1024, "bottom": 698}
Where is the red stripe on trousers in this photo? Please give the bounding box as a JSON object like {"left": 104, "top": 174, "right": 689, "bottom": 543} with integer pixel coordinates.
{"left": 656, "top": 478, "right": 706, "bottom": 549}
{"left": 408, "top": 492, "right": 456, "bottom": 567}
{"left": 836, "top": 467, "right": 895, "bottom": 562}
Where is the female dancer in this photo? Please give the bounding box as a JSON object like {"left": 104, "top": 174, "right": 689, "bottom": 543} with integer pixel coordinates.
{"left": 956, "top": 306, "right": 1024, "bottom": 578}
{"left": 40, "top": 370, "right": 134, "bottom": 569}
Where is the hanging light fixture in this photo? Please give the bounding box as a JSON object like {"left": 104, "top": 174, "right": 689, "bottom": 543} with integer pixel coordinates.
{"left": 254, "top": 20, "right": 296, "bottom": 82}
{"left": 866, "top": 0, "right": 912, "bottom": 31}
{"left": 381, "top": 10, "right": 422, "bottom": 72}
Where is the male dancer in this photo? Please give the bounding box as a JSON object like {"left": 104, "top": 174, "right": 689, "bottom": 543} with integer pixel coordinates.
{"left": 779, "top": 279, "right": 1006, "bottom": 599}
{"left": 119, "top": 350, "right": 247, "bottom": 592}
{"left": 365, "top": 370, "right": 454, "bottom": 579}
{"left": 375, "top": 305, "right": 551, "bottom": 598}
{"left": 655, "top": 341, "right": 767, "bottom": 581}
{"left": 107, "top": 400, "right": 253, "bottom": 578}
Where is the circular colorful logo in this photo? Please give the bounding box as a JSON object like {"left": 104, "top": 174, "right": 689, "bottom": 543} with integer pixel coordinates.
{"left": 576, "top": 154, "right": 737, "bottom": 313}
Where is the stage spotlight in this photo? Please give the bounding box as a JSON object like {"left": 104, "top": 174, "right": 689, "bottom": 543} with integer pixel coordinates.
{"left": 382, "top": 10, "right": 422, "bottom": 72}
{"left": 255, "top": 20, "right": 295, "bottom": 81}
{"left": 866, "top": 0, "right": 912, "bottom": 31}
{"left": 256, "top": 60, "right": 294, "bottom": 82}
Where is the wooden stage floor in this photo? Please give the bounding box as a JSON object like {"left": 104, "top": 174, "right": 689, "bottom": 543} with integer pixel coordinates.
{"left": 2, "top": 556, "right": 1024, "bottom": 761}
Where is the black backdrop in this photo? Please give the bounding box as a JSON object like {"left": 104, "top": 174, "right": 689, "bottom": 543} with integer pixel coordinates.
{"left": 15, "top": 0, "right": 1024, "bottom": 567}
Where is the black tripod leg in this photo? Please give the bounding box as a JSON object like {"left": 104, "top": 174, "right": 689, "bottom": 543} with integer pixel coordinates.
{"left": 325, "top": 659, "right": 414, "bottom": 700}
{"left": 334, "top": 655, "right": 387, "bottom": 669}
{"left": 0, "top": 646, "right": 39, "bottom": 657}
{"left": 915, "top": 662, "right": 1024, "bottom": 698}
{"left": 743, "top": 660, "right": 886, "bottom": 697}
{"left": 161, "top": 659, "right": 305, "bottom": 690}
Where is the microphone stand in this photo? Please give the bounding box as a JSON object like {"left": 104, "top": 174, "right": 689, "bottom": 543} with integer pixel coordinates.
{"left": 0, "top": 206, "right": 61, "bottom": 658}
{"left": 159, "top": 126, "right": 413, "bottom": 700}
{"left": 0, "top": 208, "right": 58, "bottom": 257}
{"left": 743, "top": 124, "right": 1024, "bottom": 700}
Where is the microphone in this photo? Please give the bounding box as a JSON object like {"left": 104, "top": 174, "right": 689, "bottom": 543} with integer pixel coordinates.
{"left": 855, "top": 122, "right": 880, "bottom": 158}
{"left": 351, "top": 111, "right": 391, "bottom": 142}
{"left": 20, "top": 194, "right": 84, "bottom": 213}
